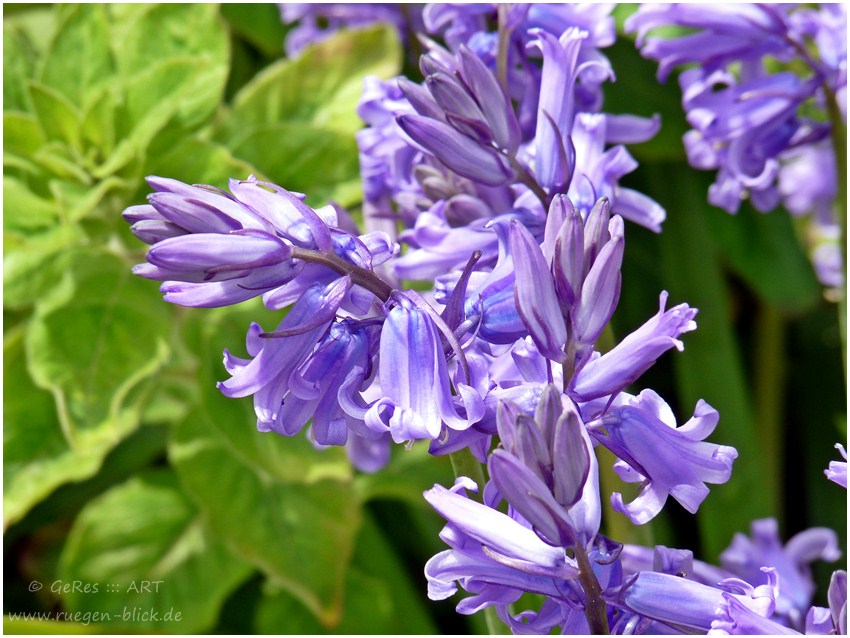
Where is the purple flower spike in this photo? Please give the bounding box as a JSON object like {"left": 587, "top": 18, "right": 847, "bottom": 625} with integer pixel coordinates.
{"left": 143, "top": 231, "right": 292, "bottom": 282}
{"left": 509, "top": 220, "right": 567, "bottom": 363}
{"left": 140, "top": 230, "right": 299, "bottom": 309}
{"left": 592, "top": 390, "right": 736, "bottom": 524}
{"left": 366, "top": 298, "right": 482, "bottom": 443}
{"left": 490, "top": 388, "right": 600, "bottom": 550}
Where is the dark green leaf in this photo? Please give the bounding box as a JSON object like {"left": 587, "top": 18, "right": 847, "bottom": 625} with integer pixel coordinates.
{"left": 255, "top": 514, "right": 438, "bottom": 634}
{"left": 169, "top": 409, "right": 361, "bottom": 627}
{"left": 354, "top": 442, "right": 454, "bottom": 506}
{"left": 649, "top": 164, "right": 772, "bottom": 559}
{"left": 220, "top": 4, "right": 288, "bottom": 58}
{"left": 707, "top": 205, "right": 821, "bottom": 312}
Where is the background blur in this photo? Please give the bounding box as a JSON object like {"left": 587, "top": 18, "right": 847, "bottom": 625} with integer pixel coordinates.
{"left": 4, "top": 4, "right": 846, "bottom": 634}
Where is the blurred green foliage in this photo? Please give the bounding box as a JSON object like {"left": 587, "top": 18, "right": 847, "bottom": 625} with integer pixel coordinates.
{"left": 4, "top": 4, "right": 845, "bottom": 635}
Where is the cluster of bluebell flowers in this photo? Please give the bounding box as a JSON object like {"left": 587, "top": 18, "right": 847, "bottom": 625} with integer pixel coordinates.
{"left": 627, "top": 4, "right": 847, "bottom": 290}
{"left": 126, "top": 3, "right": 846, "bottom": 634}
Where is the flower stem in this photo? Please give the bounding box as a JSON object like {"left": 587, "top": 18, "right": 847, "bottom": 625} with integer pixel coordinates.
{"left": 825, "top": 86, "right": 847, "bottom": 380}
{"left": 506, "top": 153, "right": 550, "bottom": 210}
{"left": 573, "top": 544, "right": 610, "bottom": 635}
{"left": 291, "top": 246, "right": 394, "bottom": 302}
{"left": 753, "top": 300, "right": 785, "bottom": 521}
{"left": 496, "top": 4, "right": 511, "bottom": 94}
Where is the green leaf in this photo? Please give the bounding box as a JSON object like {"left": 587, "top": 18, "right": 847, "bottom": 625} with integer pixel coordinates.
{"left": 169, "top": 410, "right": 362, "bottom": 627}
{"left": 3, "top": 19, "right": 40, "bottom": 112}
{"left": 25, "top": 250, "right": 171, "bottom": 446}
{"left": 3, "top": 325, "right": 115, "bottom": 527}
{"left": 27, "top": 81, "right": 82, "bottom": 151}
{"left": 650, "top": 163, "right": 772, "bottom": 560}
{"left": 255, "top": 514, "right": 438, "bottom": 634}
{"left": 4, "top": 425, "right": 168, "bottom": 543}
{"left": 79, "top": 87, "right": 117, "bottom": 159}
{"left": 32, "top": 144, "right": 91, "bottom": 184}
{"left": 37, "top": 5, "right": 114, "bottom": 109}
{"left": 3, "top": 225, "right": 84, "bottom": 309}
{"left": 354, "top": 442, "right": 454, "bottom": 506}
{"left": 117, "top": 56, "right": 228, "bottom": 151}
{"left": 707, "top": 205, "right": 821, "bottom": 312}
{"left": 3, "top": 175, "right": 58, "bottom": 232}
{"left": 220, "top": 4, "right": 289, "bottom": 58}
{"left": 58, "top": 470, "right": 252, "bottom": 633}
{"left": 227, "top": 123, "right": 361, "bottom": 206}
{"left": 110, "top": 5, "right": 228, "bottom": 81}
{"left": 48, "top": 176, "right": 130, "bottom": 223}
{"left": 143, "top": 137, "right": 257, "bottom": 190}
{"left": 168, "top": 305, "right": 361, "bottom": 626}
{"left": 4, "top": 112, "right": 47, "bottom": 158}
{"left": 3, "top": 617, "right": 110, "bottom": 635}
{"left": 215, "top": 25, "right": 402, "bottom": 143}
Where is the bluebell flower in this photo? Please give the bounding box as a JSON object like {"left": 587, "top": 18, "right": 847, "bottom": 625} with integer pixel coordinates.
{"left": 827, "top": 570, "right": 847, "bottom": 635}
{"left": 137, "top": 229, "right": 299, "bottom": 308}
{"left": 490, "top": 386, "right": 601, "bottom": 550}
{"left": 424, "top": 474, "right": 618, "bottom": 634}
{"left": 126, "top": 175, "right": 399, "bottom": 310}
{"left": 570, "top": 291, "right": 697, "bottom": 402}
{"left": 510, "top": 196, "right": 625, "bottom": 364}
{"left": 424, "top": 477, "right": 580, "bottom": 605}
{"left": 719, "top": 518, "right": 842, "bottom": 629}
{"left": 608, "top": 568, "right": 779, "bottom": 633}
{"left": 709, "top": 591, "right": 800, "bottom": 635}
{"left": 589, "top": 389, "right": 737, "bottom": 525}
{"left": 364, "top": 294, "right": 483, "bottom": 443}
{"left": 826, "top": 443, "right": 848, "bottom": 488}
{"left": 218, "top": 279, "right": 353, "bottom": 421}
